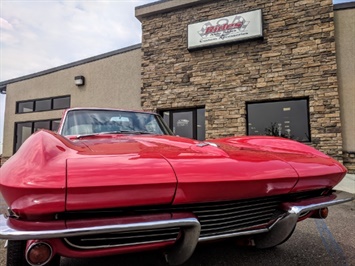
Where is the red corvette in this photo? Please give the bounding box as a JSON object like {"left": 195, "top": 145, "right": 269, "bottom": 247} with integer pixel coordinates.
{"left": 0, "top": 108, "right": 354, "bottom": 266}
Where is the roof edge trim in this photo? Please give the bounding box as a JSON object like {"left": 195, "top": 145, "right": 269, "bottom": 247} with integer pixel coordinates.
{"left": 334, "top": 2, "right": 355, "bottom": 10}
{"left": 135, "top": 0, "right": 215, "bottom": 21}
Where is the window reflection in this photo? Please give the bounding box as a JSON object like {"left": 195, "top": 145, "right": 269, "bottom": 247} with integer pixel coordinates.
{"left": 15, "top": 122, "right": 32, "bottom": 151}
{"left": 247, "top": 99, "right": 310, "bottom": 142}
{"left": 53, "top": 96, "right": 70, "bottom": 109}
{"left": 35, "top": 99, "right": 51, "bottom": 112}
{"left": 161, "top": 108, "right": 205, "bottom": 140}
{"left": 17, "top": 102, "right": 34, "bottom": 113}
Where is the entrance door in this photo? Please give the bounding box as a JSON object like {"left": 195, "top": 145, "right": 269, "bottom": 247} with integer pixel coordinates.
{"left": 173, "top": 111, "right": 193, "bottom": 138}
{"left": 161, "top": 108, "right": 205, "bottom": 140}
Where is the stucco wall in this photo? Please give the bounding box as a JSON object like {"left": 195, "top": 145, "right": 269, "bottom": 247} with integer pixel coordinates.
{"left": 138, "top": 0, "right": 343, "bottom": 161}
{"left": 335, "top": 6, "right": 355, "bottom": 172}
{"left": 2, "top": 47, "right": 141, "bottom": 157}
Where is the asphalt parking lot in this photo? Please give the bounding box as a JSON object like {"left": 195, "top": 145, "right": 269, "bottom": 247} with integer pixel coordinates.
{"left": 0, "top": 200, "right": 354, "bottom": 266}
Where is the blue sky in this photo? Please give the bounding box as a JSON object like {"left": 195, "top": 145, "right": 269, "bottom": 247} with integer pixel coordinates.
{"left": 0, "top": 0, "right": 353, "bottom": 154}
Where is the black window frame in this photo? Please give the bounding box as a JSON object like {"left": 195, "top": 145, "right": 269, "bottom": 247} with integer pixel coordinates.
{"left": 16, "top": 95, "right": 70, "bottom": 114}
{"left": 246, "top": 98, "right": 311, "bottom": 143}
{"left": 159, "top": 107, "right": 206, "bottom": 141}
{"left": 14, "top": 118, "right": 61, "bottom": 153}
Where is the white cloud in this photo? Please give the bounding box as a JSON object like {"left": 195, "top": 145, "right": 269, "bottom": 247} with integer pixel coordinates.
{"left": 0, "top": 17, "right": 13, "bottom": 30}
{"left": 0, "top": 0, "right": 155, "bottom": 81}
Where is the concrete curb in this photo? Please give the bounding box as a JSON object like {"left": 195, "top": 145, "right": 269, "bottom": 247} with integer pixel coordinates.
{"left": 334, "top": 174, "right": 355, "bottom": 194}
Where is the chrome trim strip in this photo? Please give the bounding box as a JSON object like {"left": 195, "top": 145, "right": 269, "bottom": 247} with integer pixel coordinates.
{"left": 0, "top": 214, "right": 199, "bottom": 241}
{"left": 64, "top": 236, "right": 177, "bottom": 250}
{"left": 283, "top": 190, "right": 354, "bottom": 215}
{"left": 201, "top": 216, "right": 271, "bottom": 233}
{"left": 0, "top": 213, "right": 200, "bottom": 266}
{"left": 199, "top": 227, "right": 270, "bottom": 242}
{"left": 64, "top": 227, "right": 180, "bottom": 250}
{"left": 198, "top": 216, "right": 284, "bottom": 242}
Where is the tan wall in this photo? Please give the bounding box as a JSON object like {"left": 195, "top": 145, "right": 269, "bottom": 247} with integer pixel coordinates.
{"left": 335, "top": 7, "right": 355, "bottom": 172}
{"left": 2, "top": 48, "right": 141, "bottom": 157}
{"left": 335, "top": 8, "right": 355, "bottom": 151}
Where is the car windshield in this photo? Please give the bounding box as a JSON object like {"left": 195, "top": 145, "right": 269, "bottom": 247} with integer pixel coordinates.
{"left": 60, "top": 109, "right": 173, "bottom": 136}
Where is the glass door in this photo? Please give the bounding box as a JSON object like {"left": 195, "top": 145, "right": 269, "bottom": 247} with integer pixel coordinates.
{"left": 161, "top": 108, "right": 205, "bottom": 140}
{"left": 172, "top": 111, "right": 193, "bottom": 138}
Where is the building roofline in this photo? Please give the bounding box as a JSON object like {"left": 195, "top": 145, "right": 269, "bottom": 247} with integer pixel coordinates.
{"left": 134, "top": 0, "right": 355, "bottom": 21}
{"left": 0, "top": 43, "right": 142, "bottom": 89}
{"left": 334, "top": 1, "right": 355, "bottom": 10}
{"left": 135, "top": 0, "right": 215, "bottom": 21}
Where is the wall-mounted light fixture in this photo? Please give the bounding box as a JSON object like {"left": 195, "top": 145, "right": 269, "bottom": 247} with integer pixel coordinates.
{"left": 0, "top": 86, "right": 6, "bottom": 94}
{"left": 74, "top": 76, "right": 85, "bottom": 86}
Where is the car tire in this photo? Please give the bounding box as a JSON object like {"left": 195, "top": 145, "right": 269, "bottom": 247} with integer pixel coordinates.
{"left": 6, "top": 240, "right": 29, "bottom": 266}
{"left": 6, "top": 240, "right": 61, "bottom": 266}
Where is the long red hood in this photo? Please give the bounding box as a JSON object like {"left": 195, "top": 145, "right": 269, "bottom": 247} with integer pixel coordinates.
{"left": 0, "top": 131, "right": 346, "bottom": 218}
{"left": 68, "top": 134, "right": 346, "bottom": 206}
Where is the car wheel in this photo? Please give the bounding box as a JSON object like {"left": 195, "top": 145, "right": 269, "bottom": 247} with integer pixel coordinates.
{"left": 6, "top": 240, "right": 61, "bottom": 266}
{"left": 6, "top": 240, "right": 30, "bottom": 266}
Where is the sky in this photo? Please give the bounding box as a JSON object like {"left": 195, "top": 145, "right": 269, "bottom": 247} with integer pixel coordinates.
{"left": 0, "top": 0, "right": 157, "bottom": 154}
{"left": 0, "top": 0, "right": 353, "bottom": 154}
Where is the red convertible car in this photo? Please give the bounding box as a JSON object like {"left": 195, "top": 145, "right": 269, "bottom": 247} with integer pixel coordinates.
{"left": 0, "top": 108, "right": 354, "bottom": 266}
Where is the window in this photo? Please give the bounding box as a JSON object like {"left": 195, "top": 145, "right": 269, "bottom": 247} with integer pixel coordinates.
{"left": 34, "top": 121, "right": 51, "bottom": 131}
{"left": 14, "top": 119, "right": 61, "bottom": 152}
{"left": 15, "top": 122, "right": 32, "bottom": 152}
{"left": 53, "top": 96, "right": 70, "bottom": 109}
{"left": 51, "top": 120, "right": 61, "bottom": 131}
{"left": 17, "top": 101, "right": 34, "bottom": 113}
{"left": 16, "top": 96, "right": 70, "bottom": 113}
{"left": 161, "top": 107, "right": 205, "bottom": 140}
{"left": 35, "top": 99, "right": 51, "bottom": 111}
{"left": 247, "top": 99, "right": 310, "bottom": 142}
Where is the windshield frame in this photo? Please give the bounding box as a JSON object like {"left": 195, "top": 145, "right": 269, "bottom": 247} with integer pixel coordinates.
{"left": 58, "top": 108, "right": 174, "bottom": 137}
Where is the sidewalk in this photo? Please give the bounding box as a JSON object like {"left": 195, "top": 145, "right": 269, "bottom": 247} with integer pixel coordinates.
{"left": 334, "top": 173, "right": 355, "bottom": 194}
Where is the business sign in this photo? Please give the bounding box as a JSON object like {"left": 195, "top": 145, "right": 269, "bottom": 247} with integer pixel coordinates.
{"left": 188, "top": 9, "right": 263, "bottom": 50}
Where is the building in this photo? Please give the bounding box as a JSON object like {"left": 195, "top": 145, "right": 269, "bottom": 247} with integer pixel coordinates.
{"left": 0, "top": 45, "right": 142, "bottom": 158}
{"left": 0, "top": 0, "right": 354, "bottom": 172}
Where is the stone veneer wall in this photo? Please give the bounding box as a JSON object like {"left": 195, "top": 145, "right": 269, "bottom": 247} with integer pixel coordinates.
{"left": 343, "top": 152, "right": 355, "bottom": 174}
{"left": 141, "top": 0, "right": 342, "bottom": 161}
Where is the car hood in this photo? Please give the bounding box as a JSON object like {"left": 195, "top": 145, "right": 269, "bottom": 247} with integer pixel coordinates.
{"left": 1, "top": 131, "right": 346, "bottom": 218}
{"left": 66, "top": 135, "right": 346, "bottom": 208}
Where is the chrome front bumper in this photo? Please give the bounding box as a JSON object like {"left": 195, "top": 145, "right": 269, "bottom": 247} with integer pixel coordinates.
{"left": 0, "top": 190, "right": 354, "bottom": 265}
